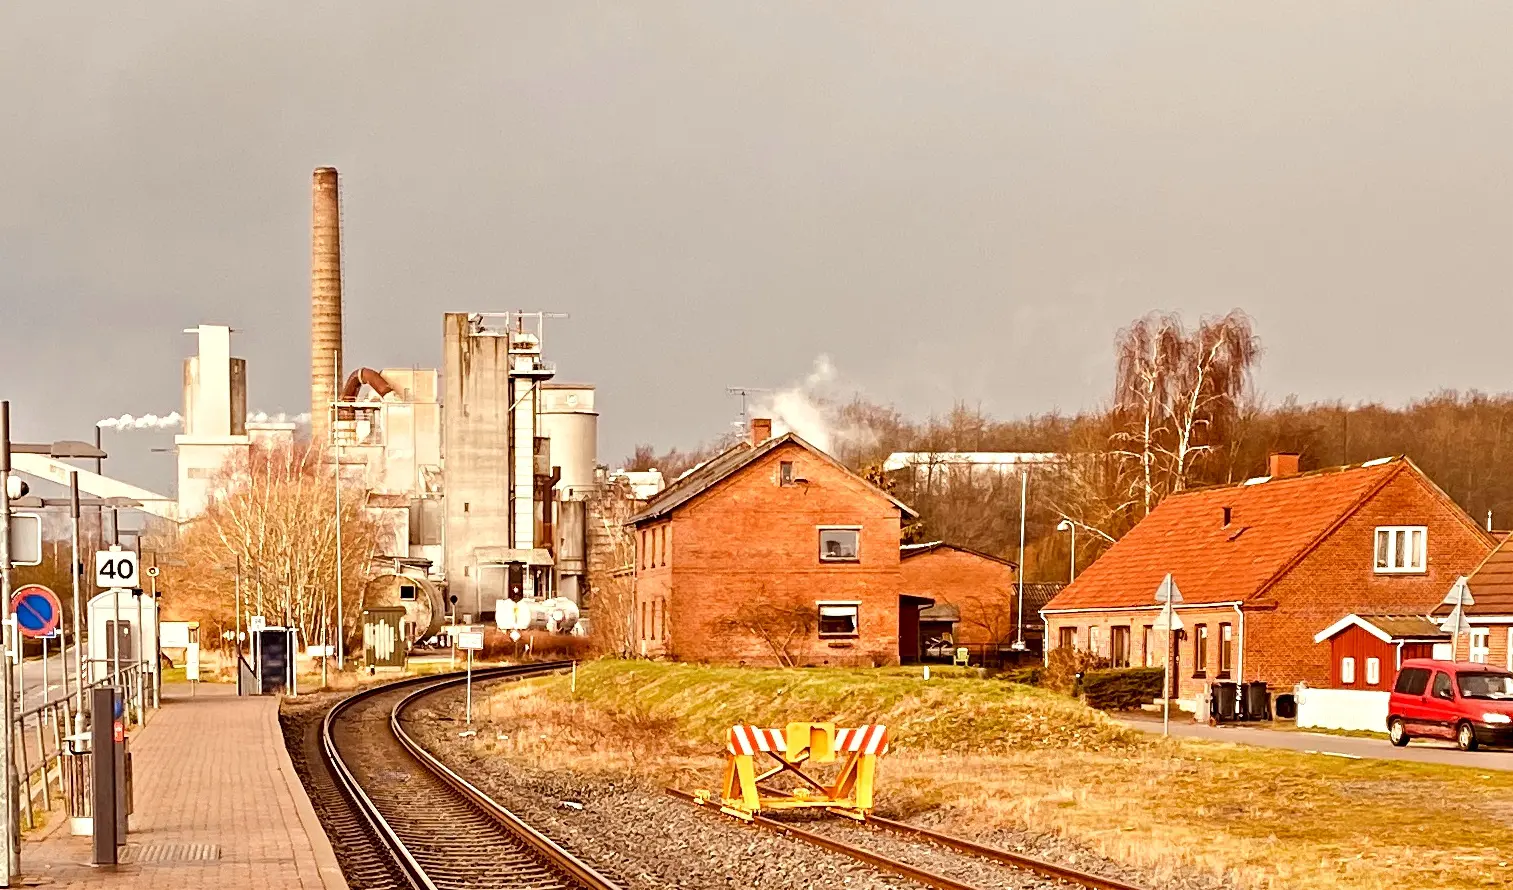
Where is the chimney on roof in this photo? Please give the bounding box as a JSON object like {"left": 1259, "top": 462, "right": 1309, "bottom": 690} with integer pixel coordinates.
{"left": 1268, "top": 452, "right": 1301, "bottom": 478}
{"left": 749, "top": 417, "right": 773, "bottom": 446}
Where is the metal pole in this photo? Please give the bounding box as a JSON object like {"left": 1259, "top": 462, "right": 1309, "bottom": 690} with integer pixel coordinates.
{"left": 134, "top": 591, "right": 144, "bottom": 718}
{"left": 1069, "top": 524, "right": 1076, "bottom": 583}
{"left": 1162, "top": 603, "right": 1172, "bottom": 737}
{"left": 234, "top": 556, "right": 242, "bottom": 664}
{"left": 111, "top": 588, "right": 120, "bottom": 687}
{"left": 465, "top": 648, "right": 473, "bottom": 725}
{"left": 333, "top": 350, "right": 344, "bottom": 670}
{"left": 1015, "top": 466, "right": 1027, "bottom": 648}
{"left": 69, "top": 473, "right": 83, "bottom": 734}
{"left": 40, "top": 637, "right": 47, "bottom": 708}
{"left": 150, "top": 566, "right": 160, "bottom": 709}
{"left": 1, "top": 401, "right": 19, "bottom": 883}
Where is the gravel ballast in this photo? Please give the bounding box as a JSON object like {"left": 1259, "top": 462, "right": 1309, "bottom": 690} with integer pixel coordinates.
{"left": 404, "top": 684, "right": 1240, "bottom": 890}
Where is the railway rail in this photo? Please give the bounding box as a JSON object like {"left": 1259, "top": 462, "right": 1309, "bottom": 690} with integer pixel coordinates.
{"left": 321, "top": 664, "right": 623, "bottom": 890}
{"left": 668, "top": 788, "right": 1146, "bottom": 890}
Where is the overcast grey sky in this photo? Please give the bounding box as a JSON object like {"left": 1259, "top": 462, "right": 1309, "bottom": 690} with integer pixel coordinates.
{"left": 2, "top": 2, "right": 1509, "bottom": 493}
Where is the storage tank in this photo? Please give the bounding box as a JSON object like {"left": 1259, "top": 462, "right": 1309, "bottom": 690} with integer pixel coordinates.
{"left": 538, "top": 384, "right": 598, "bottom": 498}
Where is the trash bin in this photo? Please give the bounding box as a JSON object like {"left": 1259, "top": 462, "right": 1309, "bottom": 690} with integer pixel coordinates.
{"left": 1243, "top": 681, "right": 1272, "bottom": 721}
{"left": 1211, "top": 682, "right": 1240, "bottom": 722}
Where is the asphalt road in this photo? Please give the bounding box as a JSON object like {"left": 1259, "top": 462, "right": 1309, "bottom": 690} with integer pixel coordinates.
{"left": 1120, "top": 714, "right": 1513, "bottom": 771}
{"left": 16, "top": 646, "right": 76, "bottom": 712}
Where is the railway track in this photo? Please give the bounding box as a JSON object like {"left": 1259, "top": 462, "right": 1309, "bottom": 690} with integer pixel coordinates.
{"left": 668, "top": 788, "right": 1146, "bottom": 890}
{"left": 321, "top": 665, "right": 623, "bottom": 890}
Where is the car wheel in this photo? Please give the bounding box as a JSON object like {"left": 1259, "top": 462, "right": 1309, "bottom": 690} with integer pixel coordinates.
{"left": 1388, "top": 718, "right": 1410, "bottom": 747}
{"left": 1456, "top": 721, "right": 1479, "bottom": 752}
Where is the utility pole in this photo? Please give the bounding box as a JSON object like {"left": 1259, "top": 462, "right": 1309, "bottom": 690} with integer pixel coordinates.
{"left": 70, "top": 473, "right": 84, "bottom": 733}
{"left": 1, "top": 403, "right": 19, "bottom": 885}
{"left": 1013, "top": 465, "right": 1028, "bottom": 650}
{"left": 332, "top": 349, "right": 344, "bottom": 669}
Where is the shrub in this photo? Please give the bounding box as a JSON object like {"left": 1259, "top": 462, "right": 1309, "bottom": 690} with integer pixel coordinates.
{"left": 1001, "top": 666, "right": 1043, "bottom": 686}
{"left": 1042, "top": 647, "right": 1110, "bottom": 695}
{"left": 1081, "top": 667, "right": 1165, "bottom": 711}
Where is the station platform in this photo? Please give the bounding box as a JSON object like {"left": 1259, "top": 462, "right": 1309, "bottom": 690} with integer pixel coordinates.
{"left": 19, "top": 684, "right": 346, "bottom": 889}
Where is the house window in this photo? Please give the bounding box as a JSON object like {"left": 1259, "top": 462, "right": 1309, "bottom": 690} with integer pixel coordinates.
{"left": 660, "top": 598, "right": 667, "bottom": 641}
{"left": 640, "top": 601, "right": 648, "bottom": 639}
{"left": 659, "top": 526, "right": 667, "bottom": 567}
{"left": 1143, "top": 625, "right": 1155, "bottom": 667}
{"left": 1365, "top": 657, "right": 1381, "bottom": 686}
{"left": 818, "top": 527, "right": 860, "bottom": 562}
{"left": 1110, "top": 626, "right": 1130, "bottom": 668}
{"left": 1341, "top": 656, "right": 1356, "bottom": 684}
{"left": 1374, "top": 526, "right": 1427, "bottom": 573}
{"left": 1508, "top": 628, "right": 1513, "bottom": 671}
{"left": 1470, "top": 628, "right": 1491, "bottom": 664}
{"left": 817, "top": 602, "right": 860, "bottom": 637}
{"left": 780, "top": 461, "right": 795, "bottom": 486}
{"left": 1088, "top": 626, "right": 1100, "bottom": 656}
{"left": 640, "top": 531, "right": 647, "bottom": 569}
{"left": 1193, "top": 624, "right": 1208, "bottom": 677}
{"left": 1218, "top": 623, "right": 1233, "bottom": 677}
{"left": 1059, "top": 626, "right": 1077, "bottom": 650}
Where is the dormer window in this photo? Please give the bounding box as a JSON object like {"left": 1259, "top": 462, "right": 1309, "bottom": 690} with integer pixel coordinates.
{"left": 1374, "top": 526, "right": 1426, "bottom": 573}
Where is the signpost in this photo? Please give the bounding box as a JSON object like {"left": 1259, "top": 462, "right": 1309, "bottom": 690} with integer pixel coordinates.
{"left": 1153, "top": 574, "right": 1184, "bottom": 736}
{"left": 456, "top": 629, "right": 484, "bottom": 725}
{"left": 1439, "top": 576, "right": 1474, "bottom": 658}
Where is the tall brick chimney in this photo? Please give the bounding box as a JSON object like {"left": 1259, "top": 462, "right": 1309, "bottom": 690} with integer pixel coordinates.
{"left": 1268, "top": 452, "right": 1301, "bottom": 478}
{"left": 749, "top": 417, "right": 773, "bottom": 446}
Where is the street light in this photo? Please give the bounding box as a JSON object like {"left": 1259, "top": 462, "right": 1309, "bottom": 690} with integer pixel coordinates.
{"left": 1057, "top": 518, "right": 1076, "bottom": 583}
{"left": 1, "top": 402, "right": 112, "bottom": 884}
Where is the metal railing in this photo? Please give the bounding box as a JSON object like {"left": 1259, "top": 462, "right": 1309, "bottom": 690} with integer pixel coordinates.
{"left": 12, "top": 663, "right": 148, "bottom": 829}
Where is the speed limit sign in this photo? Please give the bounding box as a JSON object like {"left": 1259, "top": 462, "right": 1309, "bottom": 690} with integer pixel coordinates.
{"left": 94, "top": 551, "right": 140, "bottom": 589}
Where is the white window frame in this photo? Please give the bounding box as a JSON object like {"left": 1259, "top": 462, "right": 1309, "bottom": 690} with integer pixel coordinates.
{"left": 1341, "top": 656, "right": 1356, "bottom": 684}
{"left": 1373, "top": 526, "right": 1427, "bottom": 574}
{"left": 1469, "top": 628, "right": 1491, "bottom": 664}
{"left": 1088, "top": 626, "right": 1100, "bottom": 655}
{"left": 816, "top": 600, "right": 861, "bottom": 638}
{"left": 1365, "top": 657, "right": 1381, "bottom": 686}
{"left": 817, "top": 526, "right": 862, "bottom": 563}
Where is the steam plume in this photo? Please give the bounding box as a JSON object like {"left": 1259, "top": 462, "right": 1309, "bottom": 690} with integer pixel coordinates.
{"left": 96, "top": 411, "right": 313, "bottom": 430}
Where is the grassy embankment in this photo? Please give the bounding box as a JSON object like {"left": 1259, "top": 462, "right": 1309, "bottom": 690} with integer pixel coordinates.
{"left": 465, "top": 660, "right": 1513, "bottom": 890}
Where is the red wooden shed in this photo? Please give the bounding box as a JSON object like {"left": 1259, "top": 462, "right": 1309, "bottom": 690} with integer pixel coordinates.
{"left": 1313, "top": 614, "right": 1449, "bottom": 690}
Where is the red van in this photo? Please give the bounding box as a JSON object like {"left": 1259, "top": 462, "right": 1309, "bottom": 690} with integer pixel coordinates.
{"left": 1388, "top": 659, "right": 1513, "bottom": 751}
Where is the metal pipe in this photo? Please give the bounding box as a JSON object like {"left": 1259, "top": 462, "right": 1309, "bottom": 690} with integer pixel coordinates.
{"left": 69, "top": 472, "right": 84, "bottom": 732}
{"left": 1, "top": 400, "right": 19, "bottom": 880}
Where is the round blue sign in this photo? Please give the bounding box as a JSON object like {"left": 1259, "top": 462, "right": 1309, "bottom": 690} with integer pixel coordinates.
{"left": 11, "top": 585, "right": 61, "bottom": 638}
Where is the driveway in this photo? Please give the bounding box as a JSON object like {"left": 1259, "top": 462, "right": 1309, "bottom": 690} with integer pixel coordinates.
{"left": 1118, "top": 713, "right": 1513, "bottom": 771}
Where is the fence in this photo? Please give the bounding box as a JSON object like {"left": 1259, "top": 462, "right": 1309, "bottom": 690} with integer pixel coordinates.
{"left": 13, "top": 662, "right": 148, "bottom": 830}
{"left": 913, "top": 641, "right": 1043, "bottom": 670}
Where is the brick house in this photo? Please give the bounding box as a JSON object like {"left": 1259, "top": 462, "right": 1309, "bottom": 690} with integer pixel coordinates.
{"left": 1041, "top": 454, "right": 1494, "bottom": 704}
{"left": 1432, "top": 534, "right": 1513, "bottom": 669}
{"left": 899, "top": 542, "right": 1047, "bottom": 661}
{"left": 628, "top": 420, "right": 919, "bottom": 666}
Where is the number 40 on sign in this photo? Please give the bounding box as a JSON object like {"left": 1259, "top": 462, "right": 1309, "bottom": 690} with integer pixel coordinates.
{"left": 95, "top": 551, "right": 140, "bottom": 588}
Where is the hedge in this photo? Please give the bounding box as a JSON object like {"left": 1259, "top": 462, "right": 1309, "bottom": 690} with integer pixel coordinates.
{"left": 1081, "top": 667, "right": 1165, "bottom": 711}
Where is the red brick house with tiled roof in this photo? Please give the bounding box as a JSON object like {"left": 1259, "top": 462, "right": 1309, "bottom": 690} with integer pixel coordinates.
{"left": 628, "top": 420, "right": 919, "bottom": 666}
{"left": 1433, "top": 533, "right": 1513, "bottom": 669}
{"left": 1041, "top": 454, "right": 1495, "bottom": 704}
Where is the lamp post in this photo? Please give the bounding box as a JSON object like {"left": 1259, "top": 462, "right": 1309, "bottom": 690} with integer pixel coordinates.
{"left": 0, "top": 403, "right": 109, "bottom": 884}
{"left": 1056, "top": 518, "right": 1076, "bottom": 582}
{"left": 1011, "top": 465, "right": 1028, "bottom": 652}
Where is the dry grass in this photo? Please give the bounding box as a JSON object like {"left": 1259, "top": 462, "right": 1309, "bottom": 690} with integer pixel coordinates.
{"left": 466, "top": 660, "right": 1513, "bottom": 890}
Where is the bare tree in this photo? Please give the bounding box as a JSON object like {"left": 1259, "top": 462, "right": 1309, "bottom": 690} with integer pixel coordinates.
{"left": 161, "top": 442, "right": 380, "bottom": 649}
{"left": 714, "top": 587, "right": 815, "bottom": 667}
{"left": 585, "top": 476, "right": 639, "bottom": 656}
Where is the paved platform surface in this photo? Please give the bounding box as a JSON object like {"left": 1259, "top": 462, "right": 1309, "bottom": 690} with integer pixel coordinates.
{"left": 1120, "top": 712, "right": 1513, "bottom": 770}
{"left": 19, "top": 684, "right": 346, "bottom": 889}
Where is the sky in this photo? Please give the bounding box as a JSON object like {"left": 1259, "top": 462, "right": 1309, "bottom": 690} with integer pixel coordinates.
{"left": 1, "top": 1, "right": 1509, "bottom": 495}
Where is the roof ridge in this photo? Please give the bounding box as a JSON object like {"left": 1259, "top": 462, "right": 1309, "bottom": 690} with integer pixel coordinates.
{"left": 1163, "top": 456, "right": 1405, "bottom": 498}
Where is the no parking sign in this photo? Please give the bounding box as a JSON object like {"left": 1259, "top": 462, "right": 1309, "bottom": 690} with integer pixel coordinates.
{"left": 10, "top": 585, "right": 61, "bottom": 638}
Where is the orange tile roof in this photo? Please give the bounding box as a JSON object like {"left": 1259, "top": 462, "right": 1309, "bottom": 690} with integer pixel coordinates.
{"left": 1440, "top": 533, "right": 1513, "bottom": 615}
{"left": 1044, "top": 459, "right": 1408, "bottom": 611}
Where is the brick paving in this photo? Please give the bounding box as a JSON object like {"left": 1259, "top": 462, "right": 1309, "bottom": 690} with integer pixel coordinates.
{"left": 19, "top": 684, "right": 346, "bottom": 889}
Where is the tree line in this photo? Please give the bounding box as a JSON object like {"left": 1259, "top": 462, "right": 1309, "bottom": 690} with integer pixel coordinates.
{"left": 628, "top": 309, "right": 1513, "bottom": 581}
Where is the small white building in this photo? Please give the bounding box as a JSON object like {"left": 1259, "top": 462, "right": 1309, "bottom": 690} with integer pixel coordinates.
{"left": 86, "top": 589, "right": 159, "bottom": 683}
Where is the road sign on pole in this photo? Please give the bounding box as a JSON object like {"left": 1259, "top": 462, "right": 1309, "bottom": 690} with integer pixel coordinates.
{"left": 10, "top": 584, "right": 61, "bottom": 638}
{"left": 1154, "top": 573, "right": 1184, "bottom": 736}
{"left": 94, "top": 550, "right": 139, "bottom": 589}
{"left": 457, "top": 629, "right": 484, "bottom": 726}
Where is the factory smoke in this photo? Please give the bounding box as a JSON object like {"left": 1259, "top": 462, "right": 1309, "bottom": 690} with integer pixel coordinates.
{"left": 754, "top": 356, "right": 839, "bottom": 452}
{"left": 97, "top": 411, "right": 311, "bottom": 430}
